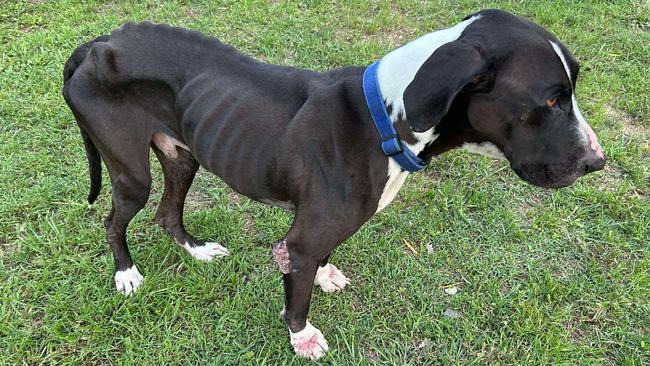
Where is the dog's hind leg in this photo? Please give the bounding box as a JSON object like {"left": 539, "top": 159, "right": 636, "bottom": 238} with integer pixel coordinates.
{"left": 152, "top": 134, "right": 229, "bottom": 261}
{"left": 103, "top": 151, "right": 152, "bottom": 296}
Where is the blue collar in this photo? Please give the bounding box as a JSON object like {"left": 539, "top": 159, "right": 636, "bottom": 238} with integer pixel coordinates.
{"left": 362, "top": 62, "right": 426, "bottom": 172}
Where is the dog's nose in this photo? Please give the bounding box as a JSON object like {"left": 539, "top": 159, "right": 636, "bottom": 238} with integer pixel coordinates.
{"left": 584, "top": 155, "right": 606, "bottom": 173}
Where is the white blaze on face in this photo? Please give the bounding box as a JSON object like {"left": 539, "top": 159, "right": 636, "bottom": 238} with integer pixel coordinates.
{"left": 549, "top": 41, "right": 604, "bottom": 159}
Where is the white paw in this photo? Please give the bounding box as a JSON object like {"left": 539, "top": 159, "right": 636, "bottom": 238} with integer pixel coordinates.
{"left": 290, "top": 321, "right": 329, "bottom": 360}
{"left": 114, "top": 266, "right": 144, "bottom": 295}
{"left": 183, "top": 242, "right": 230, "bottom": 261}
{"left": 314, "top": 263, "right": 350, "bottom": 293}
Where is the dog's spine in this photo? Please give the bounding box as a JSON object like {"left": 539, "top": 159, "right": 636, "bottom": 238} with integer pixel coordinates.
{"left": 63, "top": 36, "right": 108, "bottom": 206}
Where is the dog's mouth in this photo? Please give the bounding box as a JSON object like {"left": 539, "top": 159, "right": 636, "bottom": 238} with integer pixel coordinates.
{"left": 511, "top": 163, "right": 580, "bottom": 189}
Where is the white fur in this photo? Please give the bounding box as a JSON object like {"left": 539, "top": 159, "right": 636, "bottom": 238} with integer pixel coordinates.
{"left": 374, "top": 17, "right": 480, "bottom": 213}
{"left": 183, "top": 241, "right": 229, "bottom": 261}
{"left": 289, "top": 320, "right": 328, "bottom": 360}
{"left": 377, "top": 15, "right": 481, "bottom": 121}
{"left": 462, "top": 142, "right": 506, "bottom": 160}
{"left": 375, "top": 118, "right": 440, "bottom": 212}
{"left": 549, "top": 40, "right": 603, "bottom": 154}
{"left": 376, "top": 163, "right": 408, "bottom": 213}
{"left": 114, "top": 266, "right": 144, "bottom": 295}
{"left": 314, "top": 263, "right": 350, "bottom": 293}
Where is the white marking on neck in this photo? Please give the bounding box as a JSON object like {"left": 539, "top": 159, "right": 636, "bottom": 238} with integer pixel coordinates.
{"left": 377, "top": 15, "right": 481, "bottom": 121}
{"left": 549, "top": 40, "right": 603, "bottom": 156}
{"left": 375, "top": 130, "right": 438, "bottom": 213}
{"left": 462, "top": 142, "right": 506, "bottom": 160}
{"left": 374, "top": 16, "right": 481, "bottom": 213}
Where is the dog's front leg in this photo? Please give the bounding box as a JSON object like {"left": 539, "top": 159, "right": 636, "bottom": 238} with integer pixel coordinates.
{"left": 274, "top": 207, "right": 369, "bottom": 360}
{"left": 280, "top": 255, "right": 327, "bottom": 360}
{"left": 274, "top": 232, "right": 329, "bottom": 360}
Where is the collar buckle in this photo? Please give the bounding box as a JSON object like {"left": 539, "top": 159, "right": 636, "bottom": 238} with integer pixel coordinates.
{"left": 380, "top": 135, "right": 403, "bottom": 157}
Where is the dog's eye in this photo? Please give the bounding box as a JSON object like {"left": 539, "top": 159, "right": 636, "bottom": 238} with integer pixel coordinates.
{"left": 546, "top": 97, "right": 558, "bottom": 108}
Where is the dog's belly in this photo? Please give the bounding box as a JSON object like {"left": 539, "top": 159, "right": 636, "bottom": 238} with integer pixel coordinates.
{"left": 259, "top": 198, "right": 295, "bottom": 211}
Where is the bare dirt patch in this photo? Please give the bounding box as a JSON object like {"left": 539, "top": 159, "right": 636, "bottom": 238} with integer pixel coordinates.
{"left": 512, "top": 193, "right": 543, "bottom": 225}
{"left": 97, "top": 1, "right": 124, "bottom": 17}
{"left": 184, "top": 188, "right": 213, "bottom": 211}
{"left": 225, "top": 191, "right": 257, "bottom": 235}
{"left": 185, "top": 169, "right": 221, "bottom": 211}
{"left": 0, "top": 240, "right": 17, "bottom": 256}
{"left": 593, "top": 163, "right": 626, "bottom": 193}
{"left": 227, "top": 191, "right": 243, "bottom": 206}
{"left": 380, "top": 27, "right": 415, "bottom": 47}
{"left": 604, "top": 104, "right": 647, "bottom": 138}
{"left": 184, "top": 8, "right": 200, "bottom": 20}
{"left": 242, "top": 213, "right": 256, "bottom": 235}
{"left": 335, "top": 26, "right": 415, "bottom": 49}
{"left": 363, "top": 347, "right": 381, "bottom": 361}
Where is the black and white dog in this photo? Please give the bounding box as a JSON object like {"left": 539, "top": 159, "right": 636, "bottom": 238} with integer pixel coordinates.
{"left": 62, "top": 9, "right": 605, "bottom": 359}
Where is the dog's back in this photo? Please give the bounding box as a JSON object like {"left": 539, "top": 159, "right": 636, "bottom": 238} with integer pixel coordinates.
{"left": 63, "top": 22, "right": 373, "bottom": 206}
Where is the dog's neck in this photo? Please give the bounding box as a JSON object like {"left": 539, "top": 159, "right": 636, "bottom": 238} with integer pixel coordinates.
{"left": 374, "top": 16, "right": 480, "bottom": 154}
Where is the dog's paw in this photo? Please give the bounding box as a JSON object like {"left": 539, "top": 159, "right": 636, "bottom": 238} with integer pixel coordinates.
{"left": 183, "top": 241, "right": 230, "bottom": 261}
{"left": 314, "top": 263, "right": 350, "bottom": 293}
{"left": 290, "top": 321, "right": 329, "bottom": 360}
{"left": 114, "top": 266, "right": 144, "bottom": 295}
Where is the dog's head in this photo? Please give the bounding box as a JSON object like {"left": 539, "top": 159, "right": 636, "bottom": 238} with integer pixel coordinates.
{"left": 380, "top": 9, "right": 605, "bottom": 188}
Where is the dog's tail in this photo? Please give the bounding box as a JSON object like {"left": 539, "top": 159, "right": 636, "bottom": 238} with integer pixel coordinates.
{"left": 63, "top": 35, "right": 109, "bottom": 206}
{"left": 79, "top": 128, "right": 102, "bottom": 206}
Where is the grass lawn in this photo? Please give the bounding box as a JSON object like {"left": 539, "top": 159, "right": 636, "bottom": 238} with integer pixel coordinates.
{"left": 1, "top": 0, "right": 649, "bottom": 364}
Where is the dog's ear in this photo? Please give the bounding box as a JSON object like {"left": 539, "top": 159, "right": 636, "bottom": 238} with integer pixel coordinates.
{"left": 404, "top": 41, "right": 491, "bottom": 132}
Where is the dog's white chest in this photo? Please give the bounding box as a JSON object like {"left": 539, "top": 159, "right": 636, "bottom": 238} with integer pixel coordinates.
{"left": 376, "top": 160, "right": 409, "bottom": 212}
{"left": 375, "top": 132, "right": 438, "bottom": 213}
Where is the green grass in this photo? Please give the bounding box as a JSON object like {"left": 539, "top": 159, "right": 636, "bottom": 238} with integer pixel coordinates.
{"left": 1, "top": 0, "right": 649, "bottom": 364}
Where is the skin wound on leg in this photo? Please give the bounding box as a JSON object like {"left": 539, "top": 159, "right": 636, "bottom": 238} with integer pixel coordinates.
{"left": 273, "top": 239, "right": 292, "bottom": 274}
